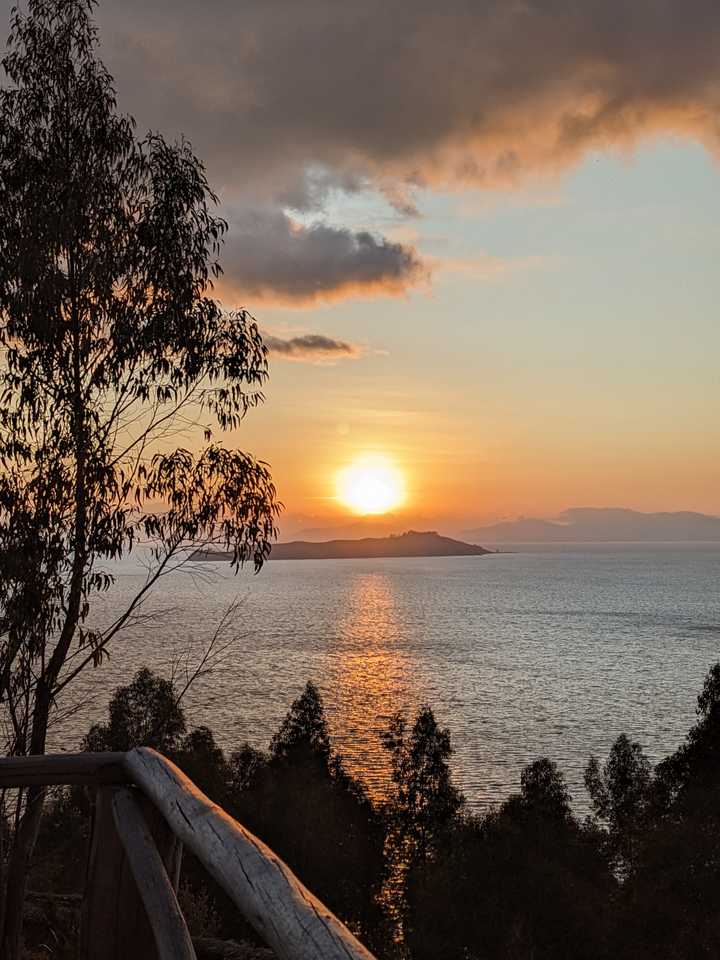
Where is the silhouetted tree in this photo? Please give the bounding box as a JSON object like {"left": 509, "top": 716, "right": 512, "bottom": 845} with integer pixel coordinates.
{"left": 82, "top": 669, "right": 234, "bottom": 806}
{"left": 653, "top": 662, "right": 720, "bottom": 811}
{"left": 0, "top": 1, "right": 278, "bottom": 951}
{"left": 379, "top": 706, "right": 464, "bottom": 954}
{"left": 83, "top": 668, "right": 186, "bottom": 754}
{"left": 24, "top": 664, "right": 720, "bottom": 959}
{"left": 406, "top": 758, "right": 613, "bottom": 960}
{"left": 516, "top": 756, "right": 572, "bottom": 819}
{"left": 27, "top": 788, "right": 89, "bottom": 898}
{"left": 381, "top": 706, "right": 464, "bottom": 865}
{"left": 175, "top": 726, "right": 232, "bottom": 805}
{"left": 585, "top": 734, "right": 652, "bottom": 877}
{"left": 31, "top": 669, "right": 188, "bottom": 904}
{"left": 621, "top": 664, "right": 720, "bottom": 958}
{"left": 269, "top": 681, "right": 331, "bottom": 762}
{"left": 231, "top": 683, "right": 387, "bottom": 948}
{"left": 228, "top": 743, "right": 267, "bottom": 793}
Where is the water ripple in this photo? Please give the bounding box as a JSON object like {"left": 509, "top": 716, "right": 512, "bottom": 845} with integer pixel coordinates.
{"left": 55, "top": 545, "right": 720, "bottom": 813}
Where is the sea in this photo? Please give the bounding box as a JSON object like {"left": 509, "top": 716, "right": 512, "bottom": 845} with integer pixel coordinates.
{"left": 53, "top": 543, "right": 720, "bottom": 813}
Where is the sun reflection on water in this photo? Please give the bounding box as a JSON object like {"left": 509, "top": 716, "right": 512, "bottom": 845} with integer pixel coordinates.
{"left": 332, "top": 572, "right": 412, "bottom": 802}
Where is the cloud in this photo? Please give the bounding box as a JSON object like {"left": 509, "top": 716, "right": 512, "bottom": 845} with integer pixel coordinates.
{"left": 93, "top": 0, "right": 720, "bottom": 192}
{"left": 216, "top": 208, "right": 425, "bottom": 305}
{"left": 263, "top": 333, "right": 361, "bottom": 362}
{"left": 5, "top": 0, "right": 720, "bottom": 303}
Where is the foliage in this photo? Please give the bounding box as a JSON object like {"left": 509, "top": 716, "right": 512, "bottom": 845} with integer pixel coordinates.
{"left": 516, "top": 756, "right": 572, "bottom": 819}
{"left": 175, "top": 726, "right": 233, "bottom": 806}
{"left": 228, "top": 743, "right": 267, "bottom": 793}
{"left": 620, "top": 664, "right": 720, "bottom": 959}
{"left": 381, "top": 706, "right": 464, "bottom": 864}
{"left": 37, "top": 673, "right": 387, "bottom": 949}
{"left": 28, "top": 789, "right": 89, "bottom": 895}
{"left": 269, "top": 681, "right": 331, "bottom": 762}
{"left": 405, "top": 759, "right": 612, "bottom": 960}
{"left": 231, "top": 682, "right": 387, "bottom": 948}
{"left": 653, "top": 661, "right": 720, "bottom": 810}
{"left": 0, "top": 0, "right": 278, "bottom": 760}
{"left": 0, "top": 2, "right": 278, "bottom": 951}
{"left": 24, "top": 663, "right": 720, "bottom": 960}
{"left": 585, "top": 734, "right": 652, "bottom": 875}
{"left": 83, "top": 667, "right": 187, "bottom": 754}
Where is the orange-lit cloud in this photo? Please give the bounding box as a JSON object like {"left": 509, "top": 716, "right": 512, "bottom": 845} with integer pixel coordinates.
{"left": 99, "top": 0, "right": 720, "bottom": 184}
{"left": 79, "top": 0, "right": 720, "bottom": 303}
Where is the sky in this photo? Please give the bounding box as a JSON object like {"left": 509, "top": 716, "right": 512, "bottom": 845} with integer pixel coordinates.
{"left": 7, "top": 0, "right": 720, "bottom": 534}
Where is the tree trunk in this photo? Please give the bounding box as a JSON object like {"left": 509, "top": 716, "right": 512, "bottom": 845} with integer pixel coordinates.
{"left": 0, "top": 276, "right": 90, "bottom": 959}
{"left": 0, "top": 680, "right": 53, "bottom": 959}
{"left": 0, "top": 791, "right": 6, "bottom": 941}
{"left": 0, "top": 783, "right": 46, "bottom": 959}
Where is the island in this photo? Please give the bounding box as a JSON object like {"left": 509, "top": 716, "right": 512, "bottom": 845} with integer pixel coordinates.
{"left": 192, "top": 530, "right": 490, "bottom": 562}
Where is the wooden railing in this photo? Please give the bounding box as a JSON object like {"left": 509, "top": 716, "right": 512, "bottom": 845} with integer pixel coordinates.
{"left": 0, "top": 748, "right": 378, "bottom": 960}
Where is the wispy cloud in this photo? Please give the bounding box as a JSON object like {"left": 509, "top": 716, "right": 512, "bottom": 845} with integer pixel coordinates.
{"left": 263, "top": 332, "right": 362, "bottom": 362}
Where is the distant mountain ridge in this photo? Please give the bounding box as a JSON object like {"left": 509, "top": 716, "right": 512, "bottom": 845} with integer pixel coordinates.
{"left": 465, "top": 508, "right": 720, "bottom": 543}
{"left": 194, "top": 530, "right": 490, "bottom": 562}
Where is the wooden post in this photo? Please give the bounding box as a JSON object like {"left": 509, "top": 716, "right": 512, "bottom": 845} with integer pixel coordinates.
{"left": 126, "top": 748, "right": 378, "bottom": 960}
{"left": 111, "top": 788, "right": 195, "bottom": 960}
{"left": 80, "top": 785, "right": 186, "bottom": 960}
{"left": 0, "top": 750, "right": 378, "bottom": 960}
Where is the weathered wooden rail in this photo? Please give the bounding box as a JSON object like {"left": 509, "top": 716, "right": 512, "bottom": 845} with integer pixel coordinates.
{"left": 0, "top": 748, "right": 377, "bottom": 960}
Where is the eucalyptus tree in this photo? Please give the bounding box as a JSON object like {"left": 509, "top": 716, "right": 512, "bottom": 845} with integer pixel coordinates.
{"left": 381, "top": 706, "right": 464, "bottom": 863}
{"left": 585, "top": 734, "right": 652, "bottom": 877}
{"left": 0, "top": 1, "right": 279, "bottom": 952}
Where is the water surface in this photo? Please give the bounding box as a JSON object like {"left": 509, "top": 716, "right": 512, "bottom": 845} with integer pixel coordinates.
{"left": 57, "top": 544, "right": 720, "bottom": 811}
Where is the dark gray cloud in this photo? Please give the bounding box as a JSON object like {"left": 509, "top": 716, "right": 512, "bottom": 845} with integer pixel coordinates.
{"left": 4, "top": 0, "right": 720, "bottom": 301}
{"left": 217, "top": 208, "right": 425, "bottom": 304}
{"left": 91, "top": 0, "right": 720, "bottom": 191}
{"left": 263, "top": 333, "right": 360, "bottom": 361}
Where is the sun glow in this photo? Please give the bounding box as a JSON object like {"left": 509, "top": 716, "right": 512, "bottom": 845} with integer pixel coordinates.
{"left": 336, "top": 455, "right": 406, "bottom": 515}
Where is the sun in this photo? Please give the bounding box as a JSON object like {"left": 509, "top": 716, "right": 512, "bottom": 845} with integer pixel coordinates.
{"left": 336, "top": 455, "right": 406, "bottom": 515}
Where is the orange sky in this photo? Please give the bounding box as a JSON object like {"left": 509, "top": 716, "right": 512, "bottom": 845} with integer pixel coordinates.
{"left": 66, "top": 1, "right": 720, "bottom": 537}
